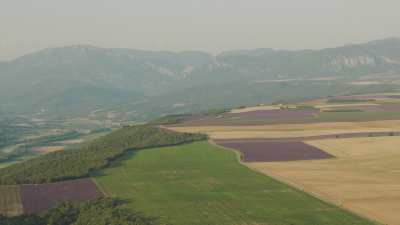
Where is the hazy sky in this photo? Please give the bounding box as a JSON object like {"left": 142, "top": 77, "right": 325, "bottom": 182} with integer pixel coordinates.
{"left": 1, "top": 0, "right": 399, "bottom": 60}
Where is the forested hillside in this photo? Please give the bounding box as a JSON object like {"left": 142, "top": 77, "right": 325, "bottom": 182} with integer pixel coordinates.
{"left": 0, "top": 126, "right": 206, "bottom": 185}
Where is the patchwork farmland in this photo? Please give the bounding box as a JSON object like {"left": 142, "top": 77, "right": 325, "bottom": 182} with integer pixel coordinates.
{"left": 94, "top": 141, "right": 373, "bottom": 225}
{"left": 2, "top": 93, "right": 400, "bottom": 224}
{"left": 170, "top": 119, "right": 400, "bottom": 139}
{"left": 171, "top": 93, "right": 400, "bottom": 126}
{"left": 169, "top": 93, "right": 400, "bottom": 225}
{"left": 249, "top": 137, "right": 400, "bottom": 225}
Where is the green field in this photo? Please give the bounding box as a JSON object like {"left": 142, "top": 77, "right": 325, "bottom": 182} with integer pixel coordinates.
{"left": 94, "top": 141, "right": 374, "bottom": 225}
{"left": 0, "top": 186, "right": 22, "bottom": 216}
{"left": 316, "top": 110, "right": 400, "bottom": 122}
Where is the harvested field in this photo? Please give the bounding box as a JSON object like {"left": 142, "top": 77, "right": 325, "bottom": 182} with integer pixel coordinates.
{"left": 21, "top": 178, "right": 103, "bottom": 214}
{"left": 317, "top": 104, "right": 381, "bottom": 112}
{"left": 316, "top": 103, "right": 379, "bottom": 108}
{"left": 230, "top": 105, "right": 279, "bottom": 113}
{"left": 215, "top": 131, "right": 400, "bottom": 143}
{"left": 217, "top": 141, "right": 334, "bottom": 162}
{"left": 248, "top": 136, "right": 400, "bottom": 225}
{"left": 0, "top": 186, "right": 23, "bottom": 216}
{"left": 170, "top": 120, "right": 400, "bottom": 139}
{"left": 329, "top": 94, "right": 391, "bottom": 101}
{"left": 32, "top": 145, "right": 65, "bottom": 154}
{"left": 178, "top": 109, "right": 319, "bottom": 126}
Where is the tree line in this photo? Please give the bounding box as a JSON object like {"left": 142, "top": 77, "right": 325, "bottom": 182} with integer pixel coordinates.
{"left": 0, "top": 125, "right": 206, "bottom": 185}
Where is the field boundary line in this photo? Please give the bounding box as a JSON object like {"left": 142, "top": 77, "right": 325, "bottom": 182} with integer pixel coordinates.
{"left": 208, "top": 139, "right": 384, "bottom": 225}
{"left": 90, "top": 178, "right": 109, "bottom": 197}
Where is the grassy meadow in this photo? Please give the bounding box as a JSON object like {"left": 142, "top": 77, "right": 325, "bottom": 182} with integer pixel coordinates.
{"left": 94, "top": 141, "right": 374, "bottom": 225}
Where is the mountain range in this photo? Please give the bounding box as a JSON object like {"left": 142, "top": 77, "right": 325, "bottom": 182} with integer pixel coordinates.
{"left": 1, "top": 38, "right": 400, "bottom": 121}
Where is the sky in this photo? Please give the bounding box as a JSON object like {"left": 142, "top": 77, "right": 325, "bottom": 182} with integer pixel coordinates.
{"left": 1, "top": 0, "right": 400, "bottom": 60}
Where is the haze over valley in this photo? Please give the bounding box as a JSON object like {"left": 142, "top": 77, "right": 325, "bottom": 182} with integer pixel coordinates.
{"left": 2, "top": 1, "right": 400, "bottom": 225}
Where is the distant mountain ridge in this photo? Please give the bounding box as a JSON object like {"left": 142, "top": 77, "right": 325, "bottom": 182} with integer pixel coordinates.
{"left": 1, "top": 38, "right": 400, "bottom": 119}
{"left": 217, "top": 38, "right": 400, "bottom": 78}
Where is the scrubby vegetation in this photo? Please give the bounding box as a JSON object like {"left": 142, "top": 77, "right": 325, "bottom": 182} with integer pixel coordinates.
{"left": 0, "top": 198, "right": 158, "bottom": 225}
{"left": 0, "top": 126, "right": 206, "bottom": 185}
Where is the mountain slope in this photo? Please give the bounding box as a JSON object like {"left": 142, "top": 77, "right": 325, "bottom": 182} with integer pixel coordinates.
{"left": 1, "top": 38, "right": 400, "bottom": 119}
{"left": 217, "top": 38, "right": 400, "bottom": 80}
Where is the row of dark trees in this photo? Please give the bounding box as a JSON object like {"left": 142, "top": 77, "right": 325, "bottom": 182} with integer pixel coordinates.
{"left": 0, "top": 125, "right": 206, "bottom": 185}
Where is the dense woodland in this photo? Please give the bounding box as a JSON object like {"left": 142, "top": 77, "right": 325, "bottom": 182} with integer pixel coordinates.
{"left": 0, "top": 198, "right": 159, "bottom": 225}
{"left": 0, "top": 125, "right": 206, "bottom": 185}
